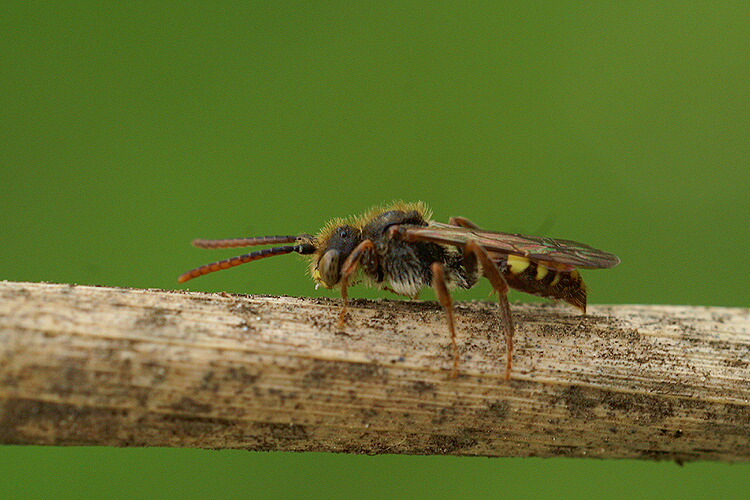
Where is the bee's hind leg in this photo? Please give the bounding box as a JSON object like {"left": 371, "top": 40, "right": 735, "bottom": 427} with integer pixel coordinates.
{"left": 464, "top": 240, "right": 515, "bottom": 380}
{"left": 449, "top": 216, "right": 482, "bottom": 229}
{"left": 431, "top": 262, "right": 460, "bottom": 378}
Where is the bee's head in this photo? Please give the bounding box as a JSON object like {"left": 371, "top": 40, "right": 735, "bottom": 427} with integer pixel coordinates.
{"left": 311, "top": 224, "right": 363, "bottom": 288}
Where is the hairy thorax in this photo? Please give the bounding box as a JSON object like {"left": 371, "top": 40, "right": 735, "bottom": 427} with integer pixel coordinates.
{"left": 359, "top": 211, "right": 476, "bottom": 297}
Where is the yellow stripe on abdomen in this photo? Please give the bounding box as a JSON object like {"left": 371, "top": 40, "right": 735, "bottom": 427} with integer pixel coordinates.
{"left": 507, "top": 254, "right": 530, "bottom": 274}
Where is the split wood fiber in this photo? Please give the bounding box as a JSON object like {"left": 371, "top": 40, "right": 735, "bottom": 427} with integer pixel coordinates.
{"left": 0, "top": 281, "right": 748, "bottom": 461}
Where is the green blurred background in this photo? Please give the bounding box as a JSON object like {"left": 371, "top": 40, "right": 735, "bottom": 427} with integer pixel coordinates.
{"left": 1, "top": 2, "right": 748, "bottom": 498}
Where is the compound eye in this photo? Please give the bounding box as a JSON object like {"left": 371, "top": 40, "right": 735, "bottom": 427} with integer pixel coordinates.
{"left": 317, "top": 249, "right": 342, "bottom": 288}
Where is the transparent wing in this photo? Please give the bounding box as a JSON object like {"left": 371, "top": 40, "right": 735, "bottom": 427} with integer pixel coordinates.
{"left": 397, "top": 222, "right": 621, "bottom": 269}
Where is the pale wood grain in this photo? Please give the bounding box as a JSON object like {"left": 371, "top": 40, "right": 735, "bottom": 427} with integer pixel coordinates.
{"left": 0, "top": 281, "right": 748, "bottom": 461}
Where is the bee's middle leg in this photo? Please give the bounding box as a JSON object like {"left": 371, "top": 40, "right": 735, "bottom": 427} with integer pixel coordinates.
{"left": 431, "top": 261, "right": 459, "bottom": 378}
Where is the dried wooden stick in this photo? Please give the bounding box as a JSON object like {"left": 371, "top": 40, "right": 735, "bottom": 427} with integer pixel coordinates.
{"left": 0, "top": 281, "right": 748, "bottom": 462}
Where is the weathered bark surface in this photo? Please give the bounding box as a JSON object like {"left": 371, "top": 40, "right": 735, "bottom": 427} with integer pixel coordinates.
{"left": 0, "top": 281, "right": 748, "bottom": 461}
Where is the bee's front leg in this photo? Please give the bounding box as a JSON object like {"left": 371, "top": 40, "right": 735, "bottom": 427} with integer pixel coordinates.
{"left": 337, "top": 239, "right": 374, "bottom": 328}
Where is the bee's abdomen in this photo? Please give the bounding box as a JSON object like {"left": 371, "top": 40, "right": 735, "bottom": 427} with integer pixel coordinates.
{"left": 501, "top": 255, "right": 587, "bottom": 312}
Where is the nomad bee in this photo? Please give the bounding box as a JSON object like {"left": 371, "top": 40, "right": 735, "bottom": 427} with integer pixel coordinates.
{"left": 178, "top": 202, "right": 620, "bottom": 379}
